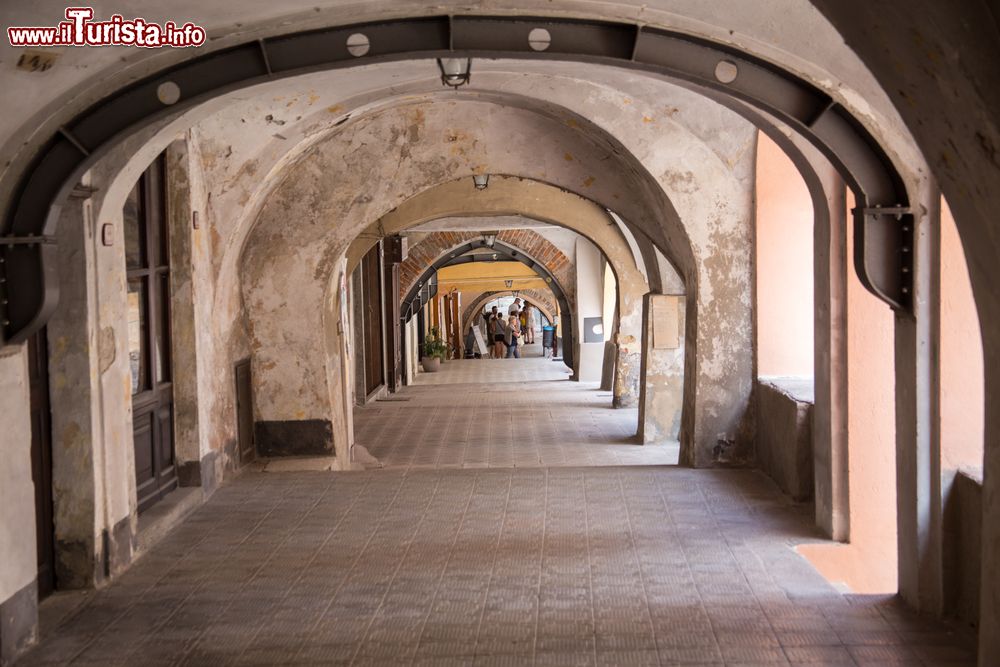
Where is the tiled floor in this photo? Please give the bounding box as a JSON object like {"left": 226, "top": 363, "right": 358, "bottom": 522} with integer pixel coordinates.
{"left": 354, "top": 346, "right": 679, "bottom": 469}
{"left": 22, "top": 349, "right": 976, "bottom": 666}
{"left": 22, "top": 468, "right": 975, "bottom": 666}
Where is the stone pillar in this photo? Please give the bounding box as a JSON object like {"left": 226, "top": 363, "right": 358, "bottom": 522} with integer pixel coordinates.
{"left": 799, "top": 190, "right": 898, "bottom": 593}
{"left": 638, "top": 293, "right": 685, "bottom": 443}
{"left": 165, "top": 139, "right": 219, "bottom": 493}
{"left": 812, "top": 163, "right": 850, "bottom": 541}
{"left": 45, "top": 193, "right": 104, "bottom": 588}
{"left": 575, "top": 237, "right": 604, "bottom": 382}
{"left": 895, "top": 183, "right": 943, "bottom": 614}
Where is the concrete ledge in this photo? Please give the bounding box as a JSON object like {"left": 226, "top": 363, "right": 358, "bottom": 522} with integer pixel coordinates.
{"left": 135, "top": 487, "right": 203, "bottom": 555}
{"left": 944, "top": 469, "right": 983, "bottom": 629}
{"left": 755, "top": 376, "right": 814, "bottom": 501}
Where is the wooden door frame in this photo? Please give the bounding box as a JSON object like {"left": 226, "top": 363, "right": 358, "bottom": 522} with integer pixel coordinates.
{"left": 126, "top": 154, "right": 177, "bottom": 514}
{"left": 234, "top": 358, "right": 255, "bottom": 465}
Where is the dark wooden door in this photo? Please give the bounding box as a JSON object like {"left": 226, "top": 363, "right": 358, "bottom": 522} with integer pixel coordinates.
{"left": 443, "top": 294, "right": 454, "bottom": 358}
{"left": 235, "top": 359, "right": 255, "bottom": 464}
{"left": 384, "top": 236, "right": 402, "bottom": 392}
{"left": 361, "top": 245, "right": 384, "bottom": 396}
{"left": 124, "top": 155, "right": 177, "bottom": 514}
{"left": 28, "top": 328, "right": 55, "bottom": 598}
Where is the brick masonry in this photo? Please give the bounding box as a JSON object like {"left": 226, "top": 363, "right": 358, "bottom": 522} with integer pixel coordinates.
{"left": 400, "top": 231, "right": 575, "bottom": 307}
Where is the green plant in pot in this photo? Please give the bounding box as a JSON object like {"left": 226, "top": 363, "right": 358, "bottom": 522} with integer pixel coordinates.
{"left": 421, "top": 327, "right": 448, "bottom": 372}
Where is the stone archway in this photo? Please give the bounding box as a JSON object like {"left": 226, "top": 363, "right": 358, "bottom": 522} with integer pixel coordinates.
{"left": 400, "top": 230, "right": 574, "bottom": 308}
{"left": 462, "top": 289, "right": 558, "bottom": 335}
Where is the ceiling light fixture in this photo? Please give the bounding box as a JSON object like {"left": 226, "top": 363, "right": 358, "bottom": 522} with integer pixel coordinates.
{"left": 437, "top": 57, "right": 471, "bottom": 88}
{"left": 472, "top": 173, "right": 490, "bottom": 190}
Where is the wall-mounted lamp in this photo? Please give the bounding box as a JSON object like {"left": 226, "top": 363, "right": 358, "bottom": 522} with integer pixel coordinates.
{"left": 505, "top": 280, "right": 513, "bottom": 288}
{"left": 512, "top": 290, "right": 520, "bottom": 298}
{"left": 438, "top": 58, "right": 471, "bottom": 88}
{"left": 472, "top": 173, "right": 490, "bottom": 190}
{"left": 483, "top": 233, "right": 496, "bottom": 247}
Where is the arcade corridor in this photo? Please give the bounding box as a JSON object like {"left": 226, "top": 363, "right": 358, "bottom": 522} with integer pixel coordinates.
{"left": 19, "top": 357, "right": 975, "bottom": 666}
{"left": 1, "top": 3, "right": 998, "bottom": 665}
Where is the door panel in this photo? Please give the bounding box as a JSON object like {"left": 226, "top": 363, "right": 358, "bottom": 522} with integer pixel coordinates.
{"left": 235, "top": 360, "right": 254, "bottom": 464}
{"left": 133, "top": 408, "right": 157, "bottom": 512}
{"left": 157, "top": 402, "right": 176, "bottom": 489}
{"left": 28, "top": 329, "right": 55, "bottom": 598}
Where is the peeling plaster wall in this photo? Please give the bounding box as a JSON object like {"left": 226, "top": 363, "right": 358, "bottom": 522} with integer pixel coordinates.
{"left": 0, "top": 348, "right": 38, "bottom": 662}
{"left": 239, "top": 99, "right": 693, "bottom": 449}
{"left": 117, "top": 62, "right": 751, "bottom": 466}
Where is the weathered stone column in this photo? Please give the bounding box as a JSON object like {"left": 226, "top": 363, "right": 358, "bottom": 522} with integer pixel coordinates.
{"left": 638, "top": 293, "right": 685, "bottom": 443}
{"left": 45, "top": 193, "right": 103, "bottom": 587}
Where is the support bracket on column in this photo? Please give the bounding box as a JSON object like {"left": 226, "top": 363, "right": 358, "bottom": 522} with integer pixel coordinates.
{"left": 853, "top": 205, "right": 914, "bottom": 313}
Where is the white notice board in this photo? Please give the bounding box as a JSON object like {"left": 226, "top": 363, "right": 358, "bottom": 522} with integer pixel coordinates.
{"left": 652, "top": 295, "right": 680, "bottom": 349}
{"left": 472, "top": 325, "right": 489, "bottom": 355}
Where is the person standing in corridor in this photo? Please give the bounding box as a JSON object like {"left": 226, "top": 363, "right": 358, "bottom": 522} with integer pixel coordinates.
{"left": 489, "top": 307, "right": 506, "bottom": 359}
{"left": 505, "top": 313, "right": 522, "bottom": 358}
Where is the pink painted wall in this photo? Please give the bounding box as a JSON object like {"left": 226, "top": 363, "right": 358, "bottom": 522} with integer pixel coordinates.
{"left": 800, "top": 190, "right": 898, "bottom": 593}
{"left": 940, "top": 197, "right": 985, "bottom": 474}
{"left": 755, "top": 132, "right": 814, "bottom": 377}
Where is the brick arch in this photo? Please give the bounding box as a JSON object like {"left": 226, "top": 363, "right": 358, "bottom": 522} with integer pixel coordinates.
{"left": 399, "top": 230, "right": 574, "bottom": 305}
{"left": 461, "top": 288, "right": 558, "bottom": 333}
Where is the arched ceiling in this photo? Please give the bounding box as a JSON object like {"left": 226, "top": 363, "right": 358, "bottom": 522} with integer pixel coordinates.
{"left": 0, "top": 4, "right": 934, "bottom": 344}
{"left": 0, "top": 0, "right": 918, "bottom": 191}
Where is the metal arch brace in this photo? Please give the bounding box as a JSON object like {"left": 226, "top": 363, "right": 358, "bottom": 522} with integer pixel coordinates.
{"left": 0, "top": 13, "right": 915, "bottom": 346}
{"left": 400, "top": 239, "right": 571, "bottom": 321}
{"left": 853, "top": 206, "right": 914, "bottom": 311}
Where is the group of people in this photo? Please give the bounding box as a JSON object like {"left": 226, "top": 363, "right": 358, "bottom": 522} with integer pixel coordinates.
{"left": 484, "top": 298, "right": 534, "bottom": 359}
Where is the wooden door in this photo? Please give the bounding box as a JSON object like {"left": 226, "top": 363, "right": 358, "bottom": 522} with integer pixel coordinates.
{"left": 361, "top": 244, "right": 384, "bottom": 396}
{"left": 383, "top": 236, "right": 402, "bottom": 392}
{"left": 235, "top": 359, "right": 254, "bottom": 464}
{"left": 449, "top": 293, "right": 461, "bottom": 358}
{"left": 28, "top": 328, "right": 55, "bottom": 598}
{"left": 124, "top": 155, "right": 177, "bottom": 514}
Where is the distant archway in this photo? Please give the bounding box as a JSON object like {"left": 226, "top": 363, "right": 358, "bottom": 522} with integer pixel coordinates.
{"left": 462, "top": 289, "right": 557, "bottom": 334}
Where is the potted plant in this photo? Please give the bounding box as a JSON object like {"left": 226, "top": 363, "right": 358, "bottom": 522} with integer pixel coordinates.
{"left": 421, "top": 327, "right": 448, "bottom": 372}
